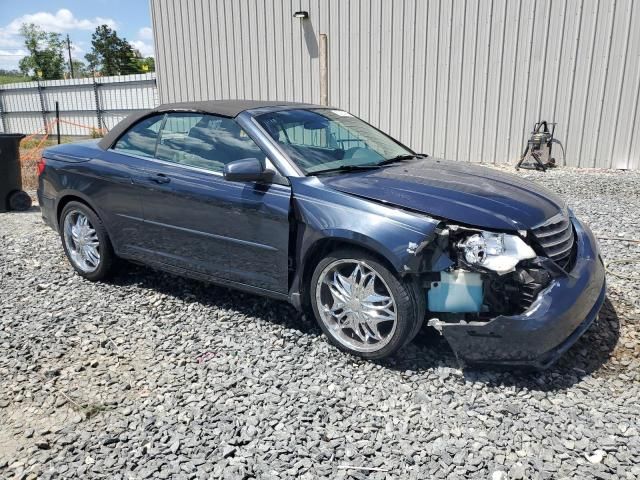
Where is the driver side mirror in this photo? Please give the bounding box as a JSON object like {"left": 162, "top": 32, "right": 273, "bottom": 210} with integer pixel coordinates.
{"left": 223, "top": 157, "right": 274, "bottom": 183}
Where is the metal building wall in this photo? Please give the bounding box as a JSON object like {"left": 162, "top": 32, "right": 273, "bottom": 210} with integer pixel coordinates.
{"left": 151, "top": 0, "right": 640, "bottom": 170}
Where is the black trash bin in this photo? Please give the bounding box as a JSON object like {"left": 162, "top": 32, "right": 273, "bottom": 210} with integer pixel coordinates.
{"left": 0, "top": 133, "right": 32, "bottom": 213}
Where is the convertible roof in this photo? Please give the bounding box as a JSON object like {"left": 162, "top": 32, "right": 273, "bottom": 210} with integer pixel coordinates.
{"left": 98, "top": 99, "right": 319, "bottom": 150}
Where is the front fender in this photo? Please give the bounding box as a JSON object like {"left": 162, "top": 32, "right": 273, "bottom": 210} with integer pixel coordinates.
{"left": 288, "top": 177, "right": 441, "bottom": 307}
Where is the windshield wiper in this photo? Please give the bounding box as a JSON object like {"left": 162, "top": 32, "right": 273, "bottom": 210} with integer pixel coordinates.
{"left": 311, "top": 164, "right": 382, "bottom": 175}
{"left": 377, "top": 153, "right": 427, "bottom": 166}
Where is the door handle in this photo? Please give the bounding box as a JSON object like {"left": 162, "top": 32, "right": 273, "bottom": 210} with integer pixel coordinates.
{"left": 148, "top": 173, "right": 171, "bottom": 184}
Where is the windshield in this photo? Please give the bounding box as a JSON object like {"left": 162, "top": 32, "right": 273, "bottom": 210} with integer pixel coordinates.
{"left": 255, "top": 108, "right": 413, "bottom": 174}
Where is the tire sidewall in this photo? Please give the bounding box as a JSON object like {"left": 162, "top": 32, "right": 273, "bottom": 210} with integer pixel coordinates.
{"left": 309, "top": 248, "right": 423, "bottom": 360}
{"left": 59, "top": 202, "right": 113, "bottom": 281}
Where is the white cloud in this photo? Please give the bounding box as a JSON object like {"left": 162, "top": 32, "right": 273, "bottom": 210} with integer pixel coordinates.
{"left": 0, "top": 48, "right": 27, "bottom": 56}
{"left": 138, "top": 27, "right": 153, "bottom": 40}
{"left": 132, "top": 27, "right": 154, "bottom": 58}
{"left": 0, "top": 9, "right": 118, "bottom": 69}
{"left": 131, "top": 40, "right": 154, "bottom": 57}
{"left": 0, "top": 33, "right": 22, "bottom": 49}
{"left": 4, "top": 9, "right": 117, "bottom": 35}
{"left": 0, "top": 48, "right": 27, "bottom": 70}
{"left": 72, "top": 40, "right": 86, "bottom": 56}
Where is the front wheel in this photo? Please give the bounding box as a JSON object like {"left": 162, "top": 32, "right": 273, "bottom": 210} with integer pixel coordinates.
{"left": 310, "top": 248, "right": 425, "bottom": 360}
{"left": 59, "top": 201, "right": 115, "bottom": 281}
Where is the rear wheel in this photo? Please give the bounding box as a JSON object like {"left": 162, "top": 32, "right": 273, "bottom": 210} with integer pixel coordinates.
{"left": 59, "top": 201, "right": 115, "bottom": 281}
{"left": 310, "top": 248, "right": 425, "bottom": 360}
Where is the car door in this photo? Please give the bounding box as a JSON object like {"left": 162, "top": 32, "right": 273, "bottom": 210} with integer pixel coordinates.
{"left": 131, "top": 112, "right": 291, "bottom": 294}
{"left": 99, "top": 113, "right": 166, "bottom": 255}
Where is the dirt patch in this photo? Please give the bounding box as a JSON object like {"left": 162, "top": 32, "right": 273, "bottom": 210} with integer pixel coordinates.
{"left": 18, "top": 136, "right": 75, "bottom": 191}
{"left": 0, "top": 403, "right": 78, "bottom": 464}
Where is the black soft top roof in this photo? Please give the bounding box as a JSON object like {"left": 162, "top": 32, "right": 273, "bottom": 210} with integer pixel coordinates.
{"left": 98, "top": 99, "right": 319, "bottom": 150}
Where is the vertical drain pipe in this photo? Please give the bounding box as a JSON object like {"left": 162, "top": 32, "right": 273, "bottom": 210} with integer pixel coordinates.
{"left": 319, "top": 34, "right": 328, "bottom": 106}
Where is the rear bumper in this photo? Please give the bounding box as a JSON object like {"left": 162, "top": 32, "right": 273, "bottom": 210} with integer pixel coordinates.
{"left": 37, "top": 188, "right": 58, "bottom": 231}
{"left": 441, "top": 217, "right": 606, "bottom": 369}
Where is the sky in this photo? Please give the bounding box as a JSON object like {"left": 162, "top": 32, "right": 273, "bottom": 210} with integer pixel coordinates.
{"left": 0, "top": 0, "right": 154, "bottom": 70}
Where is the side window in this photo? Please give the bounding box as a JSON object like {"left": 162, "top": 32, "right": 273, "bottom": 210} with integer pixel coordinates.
{"left": 113, "top": 115, "right": 164, "bottom": 158}
{"left": 156, "top": 113, "right": 265, "bottom": 173}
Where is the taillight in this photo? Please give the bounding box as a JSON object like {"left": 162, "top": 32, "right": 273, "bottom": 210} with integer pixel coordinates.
{"left": 37, "top": 157, "right": 46, "bottom": 176}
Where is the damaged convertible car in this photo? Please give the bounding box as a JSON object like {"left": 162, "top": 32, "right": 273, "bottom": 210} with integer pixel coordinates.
{"left": 37, "top": 100, "right": 606, "bottom": 368}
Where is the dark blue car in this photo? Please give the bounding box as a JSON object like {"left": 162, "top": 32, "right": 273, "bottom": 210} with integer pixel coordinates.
{"left": 37, "top": 100, "right": 606, "bottom": 368}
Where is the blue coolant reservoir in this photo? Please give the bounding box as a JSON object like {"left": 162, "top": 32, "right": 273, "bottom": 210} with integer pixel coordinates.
{"left": 428, "top": 271, "right": 484, "bottom": 313}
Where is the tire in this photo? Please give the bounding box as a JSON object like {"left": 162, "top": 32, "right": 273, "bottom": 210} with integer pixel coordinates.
{"left": 59, "top": 201, "right": 115, "bottom": 281}
{"left": 309, "top": 248, "right": 425, "bottom": 360}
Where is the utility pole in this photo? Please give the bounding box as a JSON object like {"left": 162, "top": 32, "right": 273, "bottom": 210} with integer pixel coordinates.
{"left": 66, "top": 34, "right": 74, "bottom": 79}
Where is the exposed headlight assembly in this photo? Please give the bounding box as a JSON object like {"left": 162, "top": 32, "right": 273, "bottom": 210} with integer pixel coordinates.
{"left": 458, "top": 232, "right": 536, "bottom": 274}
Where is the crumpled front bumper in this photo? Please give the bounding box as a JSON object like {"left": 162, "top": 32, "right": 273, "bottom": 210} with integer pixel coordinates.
{"left": 440, "top": 217, "right": 606, "bottom": 369}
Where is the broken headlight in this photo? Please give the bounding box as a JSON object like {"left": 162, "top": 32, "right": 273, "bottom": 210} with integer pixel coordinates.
{"left": 458, "top": 232, "right": 536, "bottom": 274}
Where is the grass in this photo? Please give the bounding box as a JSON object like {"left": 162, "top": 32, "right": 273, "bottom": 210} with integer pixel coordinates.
{"left": 0, "top": 74, "right": 32, "bottom": 85}
{"left": 21, "top": 136, "right": 73, "bottom": 150}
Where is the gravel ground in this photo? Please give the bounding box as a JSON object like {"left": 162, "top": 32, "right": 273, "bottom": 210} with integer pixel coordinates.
{"left": 1, "top": 167, "right": 639, "bottom": 480}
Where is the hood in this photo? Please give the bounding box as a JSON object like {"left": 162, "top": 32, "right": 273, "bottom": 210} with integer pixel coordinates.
{"left": 319, "top": 158, "right": 566, "bottom": 231}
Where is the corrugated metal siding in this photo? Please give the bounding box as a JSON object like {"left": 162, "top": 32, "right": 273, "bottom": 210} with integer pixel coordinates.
{"left": 151, "top": 0, "right": 640, "bottom": 169}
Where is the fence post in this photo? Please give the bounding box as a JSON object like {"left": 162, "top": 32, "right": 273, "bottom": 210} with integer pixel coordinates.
{"left": 0, "top": 90, "right": 6, "bottom": 133}
{"left": 36, "top": 79, "right": 48, "bottom": 132}
{"left": 93, "top": 80, "right": 103, "bottom": 131}
{"left": 55, "top": 101, "right": 61, "bottom": 144}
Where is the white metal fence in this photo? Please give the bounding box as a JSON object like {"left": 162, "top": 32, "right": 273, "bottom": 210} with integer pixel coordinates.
{"left": 0, "top": 73, "right": 159, "bottom": 136}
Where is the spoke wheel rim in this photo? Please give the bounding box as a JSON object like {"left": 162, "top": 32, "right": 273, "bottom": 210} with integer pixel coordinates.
{"left": 63, "top": 210, "right": 101, "bottom": 273}
{"left": 316, "top": 259, "right": 398, "bottom": 353}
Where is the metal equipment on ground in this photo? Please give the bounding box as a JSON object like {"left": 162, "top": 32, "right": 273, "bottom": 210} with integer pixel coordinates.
{"left": 516, "top": 121, "right": 559, "bottom": 172}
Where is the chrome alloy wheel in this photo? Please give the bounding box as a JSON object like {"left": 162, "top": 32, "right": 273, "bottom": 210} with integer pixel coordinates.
{"left": 63, "top": 210, "right": 101, "bottom": 273}
{"left": 316, "top": 259, "right": 398, "bottom": 352}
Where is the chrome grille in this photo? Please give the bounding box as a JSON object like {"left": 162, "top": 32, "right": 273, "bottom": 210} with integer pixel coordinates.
{"left": 531, "top": 214, "right": 575, "bottom": 268}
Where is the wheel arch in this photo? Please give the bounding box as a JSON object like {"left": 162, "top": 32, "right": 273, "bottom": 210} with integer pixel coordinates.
{"left": 56, "top": 191, "right": 102, "bottom": 226}
{"left": 295, "top": 232, "right": 405, "bottom": 312}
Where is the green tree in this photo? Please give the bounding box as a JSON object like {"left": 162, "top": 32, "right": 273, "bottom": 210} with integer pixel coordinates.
{"left": 128, "top": 52, "right": 155, "bottom": 74}
{"left": 85, "top": 52, "right": 99, "bottom": 74}
{"left": 141, "top": 56, "right": 155, "bottom": 72}
{"left": 67, "top": 59, "right": 89, "bottom": 78}
{"left": 86, "top": 25, "right": 143, "bottom": 76}
{"left": 18, "top": 23, "right": 65, "bottom": 80}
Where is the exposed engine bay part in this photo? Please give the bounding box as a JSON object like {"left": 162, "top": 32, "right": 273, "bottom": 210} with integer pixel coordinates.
{"left": 425, "top": 265, "right": 552, "bottom": 319}
{"left": 422, "top": 223, "right": 552, "bottom": 319}
{"left": 481, "top": 267, "right": 551, "bottom": 315}
{"left": 427, "top": 317, "right": 444, "bottom": 334}
{"left": 456, "top": 230, "right": 537, "bottom": 274}
{"left": 424, "top": 264, "right": 552, "bottom": 315}
{"left": 428, "top": 270, "right": 483, "bottom": 313}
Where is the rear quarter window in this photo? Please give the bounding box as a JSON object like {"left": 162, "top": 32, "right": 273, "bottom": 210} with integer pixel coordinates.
{"left": 113, "top": 115, "right": 165, "bottom": 158}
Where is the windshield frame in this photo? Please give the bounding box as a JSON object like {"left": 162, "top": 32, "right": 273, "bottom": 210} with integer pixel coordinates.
{"left": 250, "top": 107, "right": 417, "bottom": 176}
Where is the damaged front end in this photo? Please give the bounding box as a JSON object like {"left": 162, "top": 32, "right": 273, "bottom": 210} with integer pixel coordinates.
{"left": 420, "top": 215, "right": 606, "bottom": 369}
{"left": 422, "top": 224, "right": 554, "bottom": 318}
